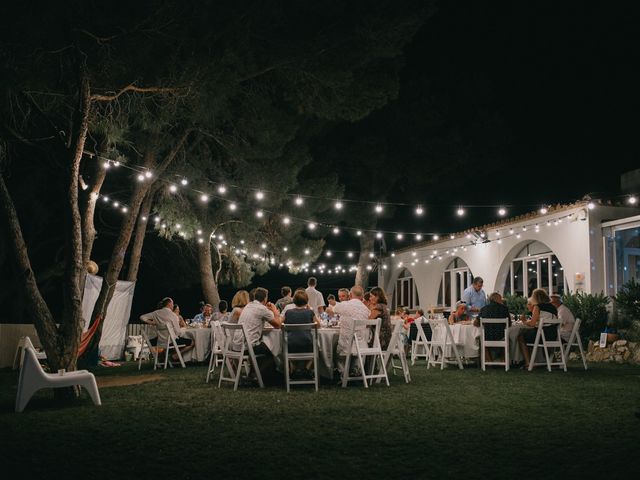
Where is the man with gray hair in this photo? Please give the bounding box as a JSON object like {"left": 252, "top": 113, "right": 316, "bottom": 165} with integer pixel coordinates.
{"left": 328, "top": 286, "right": 371, "bottom": 358}
{"left": 550, "top": 293, "right": 575, "bottom": 341}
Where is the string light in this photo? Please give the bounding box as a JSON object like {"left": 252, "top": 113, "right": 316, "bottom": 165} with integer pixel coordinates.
{"left": 498, "top": 207, "right": 506, "bottom": 216}
{"left": 282, "top": 216, "right": 291, "bottom": 225}
{"left": 294, "top": 196, "right": 304, "bottom": 206}
{"left": 540, "top": 207, "right": 548, "bottom": 214}
{"left": 334, "top": 201, "right": 343, "bottom": 210}
{"left": 356, "top": 230, "right": 362, "bottom": 236}
{"left": 256, "top": 210, "right": 264, "bottom": 218}
{"left": 456, "top": 207, "right": 465, "bottom": 216}
{"left": 200, "top": 194, "right": 209, "bottom": 202}
{"left": 137, "top": 174, "right": 145, "bottom": 182}
{"left": 415, "top": 234, "right": 423, "bottom": 241}
{"left": 144, "top": 171, "right": 153, "bottom": 178}
{"left": 255, "top": 191, "right": 265, "bottom": 200}
{"left": 169, "top": 185, "right": 177, "bottom": 193}
{"left": 181, "top": 178, "right": 188, "bottom": 186}
{"left": 333, "top": 227, "right": 340, "bottom": 234}
{"left": 375, "top": 204, "right": 383, "bottom": 213}
{"left": 629, "top": 196, "right": 637, "bottom": 205}
{"left": 415, "top": 206, "right": 424, "bottom": 215}
{"left": 587, "top": 202, "right": 595, "bottom": 210}
{"left": 376, "top": 232, "right": 383, "bottom": 239}
{"left": 218, "top": 185, "right": 227, "bottom": 194}
{"left": 308, "top": 222, "right": 316, "bottom": 230}
{"left": 396, "top": 233, "right": 404, "bottom": 240}
{"left": 229, "top": 202, "right": 237, "bottom": 211}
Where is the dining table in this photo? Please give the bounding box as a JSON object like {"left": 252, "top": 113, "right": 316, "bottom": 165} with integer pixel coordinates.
{"left": 180, "top": 326, "right": 212, "bottom": 362}
{"left": 431, "top": 322, "right": 481, "bottom": 359}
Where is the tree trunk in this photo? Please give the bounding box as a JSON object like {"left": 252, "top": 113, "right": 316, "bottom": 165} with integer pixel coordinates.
{"left": 197, "top": 237, "right": 221, "bottom": 307}
{"left": 355, "top": 234, "right": 375, "bottom": 289}
{"left": 125, "top": 185, "right": 158, "bottom": 282}
{"left": 81, "top": 155, "right": 108, "bottom": 266}
{"left": 84, "top": 129, "right": 192, "bottom": 356}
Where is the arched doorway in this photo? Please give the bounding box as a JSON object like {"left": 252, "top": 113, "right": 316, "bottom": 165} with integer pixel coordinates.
{"left": 437, "top": 258, "right": 472, "bottom": 309}
{"left": 502, "top": 241, "right": 566, "bottom": 297}
{"left": 392, "top": 269, "right": 420, "bottom": 312}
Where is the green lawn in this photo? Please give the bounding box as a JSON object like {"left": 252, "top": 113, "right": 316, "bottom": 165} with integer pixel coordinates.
{"left": 1, "top": 361, "right": 639, "bottom": 479}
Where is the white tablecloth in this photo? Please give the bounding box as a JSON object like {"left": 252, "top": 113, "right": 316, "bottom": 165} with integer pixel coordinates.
{"left": 507, "top": 322, "right": 545, "bottom": 363}
{"left": 181, "top": 327, "right": 212, "bottom": 362}
{"left": 263, "top": 328, "right": 340, "bottom": 378}
{"left": 432, "top": 323, "right": 481, "bottom": 358}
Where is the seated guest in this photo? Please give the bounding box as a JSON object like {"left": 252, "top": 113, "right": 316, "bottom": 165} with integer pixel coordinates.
{"left": 276, "top": 286, "right": 293, "bottom": 312}
{"left": 230, "top": 290, "right": 250, "bottom": 323}
{"left": 281, "top": 288, "right": 307, "bottom": 317}
{"left": 338, "top": 288, "right": 350, "bottom": 303}
{"left": 173, "top": 304, "right": 186, "bottom": 326}
{"left": 192, "top": 303, "right": 213, "bottom": 326}
{"left": 212, "top": 300, "right": 230, "bottom": 323}
{"left": 448, "top": 301, "right": 470, "bottom": 324}
{"left": 550, "top": 294, "right": 575, "bottom": 341}
{"left": 327, "top": 294, "right": 337, "bottom": 307}
{"left": 517, "top": 288, "right": 558, "bottom": 368}
{"left": 478, "top": 292, "right": 511, "bottom": 361}
{"left": 368, "top": 286, "right": 391, "bottom": 350}
{"left": 328, "top": 286, "right": 370, "bottom": 359}
{"left": 140, "top": 297, "right": 193, "bottom": 359}
{"left": 284, "top": 291, "right": 320, "bottom": 374}
{"left": 236, "top": 287, "right": 281, "bottom": 378}
{"left": 408, "top": 309, "right": 426, "bottom": 347}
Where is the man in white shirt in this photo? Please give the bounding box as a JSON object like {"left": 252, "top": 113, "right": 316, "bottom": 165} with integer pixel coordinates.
{"left": 236, "top": 288, "right": 281, "bottom": 377}
{"left": 550, "top": 294, "right": 576, "bottom": 341}
{"left": 327, "top": 285, "right": 371, "bottom": 357}
{"left": 140, "top": 297, "right": 193, "bottom": 359}
{"left": 305, "top": 277, "right": 325, "bottom": 316}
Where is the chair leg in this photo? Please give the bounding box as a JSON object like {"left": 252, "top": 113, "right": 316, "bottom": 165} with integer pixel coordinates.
{"left": 357, "top": 352, "right": 368, "bottom": 388}
{"left": 284, "top": 350, "right": 290, "bottom": 393}
{"left": 577, "top": 338, "right": 588, "bottom": 370}
{"left": 342, "top": 354, "right": 352, "bottom": 388}
{"left": 206, "top": 348, "right": 216, "bottom": 383}
{"left": 84, "top": 378, "right": 102, "bottom": 406}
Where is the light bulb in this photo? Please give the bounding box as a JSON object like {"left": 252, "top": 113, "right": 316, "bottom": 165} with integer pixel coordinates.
{"left": 144, "top": 171, "right": 152, "bottom": 178}
{"left": 415, "top": 206, "right": 424, "bottom": 215}
{"left": 308, "top": 222, "right": 316, "bottom": 230}
{"left": 294, "top": 196, "right": 304, "bottom": 206}
{"left": 218, "top": 185, "right": 226, "bottom": 194}
{"left": 333, "top": 227, "right": 340, "bottom": 234}
{"left": 396, "top": 233, "right": 403, "bottom": 240}
{"left": 137, "top": 174, "right": 145, "bottom": 182}
{"left": 540, "top": 207, "right": 548, "bottom": 214}
{"left": 376, "top": 232, "right": 383, "bottom": 239}
{"left": 356, "top": 230, "right": 362, "bottom": 236}
{"left": 256, "top": 210, "right": 264, "bottom": 218}
{"left": 169, "top": 185, "right": 177, "bottom": 193}
{"left": 334, "top": 201, "right": 343, "bottom": 210}
{"left": 498, "top": 208, "right": 506, "bottom": 216}
{"left": 587, "top": 202, "right": 595, "bottom": 210}
{"left": 229, "top": 202, "right": 237, "bottom": 211}
{"left": 433, "top": 235, "right": 439, "bottom": 240}
{"left": 282, "top": 216, "right": 291, "bottom": 225}
{"left": 181, "top": 178, "right": 188, "bottom": 186}
{"left": 416, "top": 234, "right": 423, "bottom": 241}
{"left": 456, "top": 207, "right": 465, "bottom": 216}
{"left": 200, "top": 194, "right": 209, "bottom": 202}
{"left": 375, "top": 204, "right": 383, "bottom": 213}
{"left": 255, "top": 191, "right": 264, "bottom": 200}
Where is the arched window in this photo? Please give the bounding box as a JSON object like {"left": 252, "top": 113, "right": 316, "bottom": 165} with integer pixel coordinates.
{"left": 393, "top": 269, "right": 420, "bottom": 311}
{"left": 502, "top": 241, "right": 565, "bottom": 297}
{"left": 437, "top": 258, "right": 472, "bottom": 308}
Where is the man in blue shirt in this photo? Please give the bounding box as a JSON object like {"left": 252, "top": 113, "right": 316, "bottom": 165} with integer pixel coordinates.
{"left": 462, "top": 276, "right": 487, "bottom": 316}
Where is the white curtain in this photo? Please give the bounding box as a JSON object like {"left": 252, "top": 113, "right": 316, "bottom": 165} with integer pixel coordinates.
{"left": 82, "top": 274, "right": 136, "bottom": 360}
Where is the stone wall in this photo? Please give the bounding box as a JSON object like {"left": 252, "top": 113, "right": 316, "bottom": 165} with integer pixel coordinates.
{"left": 586, "top": 340, "right": 640, "bottom": 364}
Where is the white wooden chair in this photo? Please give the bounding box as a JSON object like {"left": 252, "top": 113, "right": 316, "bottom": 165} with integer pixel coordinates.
{"left": 156, "top": 323, "right": 186, "bottom": 370}
{"left": 379, "top": 319, "right": 411, "bottom": 384}
{"left": 138, "top": 325, "right": 160, "bottom": 370}
{"left": 411, "top": 318, "right": 432, "bottom": 365}
{"left": 480, "top": 318, "right": 510, "bottom": 371}
{"left": 13, "top": 336, "right": 47, "bottom": 370}
{"left": 16, "top": 339, "right": 101, "bottom": 412}
{"left": 282, "top": 323, "right": 319, "bottom": 392}
{"left": 563, "top": 318, "right": 587, "bottom": 370}
{"left": 218, "top": 323, "right": 264, "bottom": 390}
{"left": 206, "top": 321, "right": 226, "bottom": 383}
{"left": 527, "top": 317, "right": 567, "bottom": 372}
{"left": 342, "top": 318, "right": 389, "bottom": 388}
{"left": 427, "top": 318, "right": 464, "bottom": 370}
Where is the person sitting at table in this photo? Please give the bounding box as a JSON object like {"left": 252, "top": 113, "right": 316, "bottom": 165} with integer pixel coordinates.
{"left": 549, "top": 293, "right": 575, "bottom": 342}
{"left": 212, "top": 300, "right": 230, "bottom": 323}
{"left": 517, "top": 288, "right": 558, "bottom": 368}
{"left": 448, "top": 301, "right": 471, "bottom": 324}
{"left": 362, "top": 291, "right": 372, "bottom": 309}
{"left": 328, "top": 286, "right": 371, "bottom": 372}
{"left": 338, "top": 288, "right": 350, "bottom": 303}
{"left": 172, "top": 304, "right": 187, "bottom": 326}
{"left": 236, "top": 287, "right": 282, "bottom": 381}
{"left": 368, "top": 287, "right": 392, "bottom": 350}
{"left": 327, "top": 294, "right": 337, "bottom": 307}
{"left": 276, "top": 286, "right": 293, "bottom": 312}
{"left": 478, "top": 292, "right": 511, "bottom": 362}
{"left": 230, "top": 290, "right": 250, "bottom": 323}
{"left": 192, "top": 303, "right": 213, "bottom": 327}
{"left": 283, "top": 290, "right": 320, "bottom": 375}
{"left": 140, "top": 297, "right": 193, "bottom": 360}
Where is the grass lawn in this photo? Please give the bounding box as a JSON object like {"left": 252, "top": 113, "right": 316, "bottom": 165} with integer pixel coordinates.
{"left": 1, "top": 360, "right": 639, "bottom": 479}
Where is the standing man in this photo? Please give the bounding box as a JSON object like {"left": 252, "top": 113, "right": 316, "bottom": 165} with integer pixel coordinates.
{"left": 305, "top": 277, "right": 325, "bottom": 316}
{"left": 462, "top": 276, "right": 487, "bottom": 316}
{"left": 550, "top": 293, "right": 575, "bottom": 341}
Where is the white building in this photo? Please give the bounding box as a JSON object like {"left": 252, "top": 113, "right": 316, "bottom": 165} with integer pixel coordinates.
{"left": 379, "top": 201, "right": 640, "bottom": 312}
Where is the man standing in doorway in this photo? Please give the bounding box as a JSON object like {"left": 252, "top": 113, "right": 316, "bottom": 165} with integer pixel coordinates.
{"left": 305, "top": 277, "right": 325, "bottom": 316}
{"left": 462, "top": 276, "right": 487, "bottom": 316}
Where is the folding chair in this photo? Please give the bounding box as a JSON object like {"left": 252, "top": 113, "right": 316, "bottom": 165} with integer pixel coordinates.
{"left": 13, "top": 336, "right": 47, "bottom": 370}
{"left": 527, "top": 318, "right": 567, "bottom": 372}
{"left": 16, "top": 339, "right": 101, "bottom": 412}
{"left": 411, "top": 318, "right": 432, "bottom": 365}
{"left": 282, "top": 323, "right": 319, "bottom": 392}
{"left": 206, "top": 321, "right": 226, "bottom": 383}
{"left": 380, "top": 319, "right": 411, "bottom": 383}
{"left": 155, "top": 323, "right": 186, "bottom": 370}
{"left": 218, "top": 323, "right": 264, "bottom": 390}
{"left": 480, "top": 318, "right": 509, "bottom": 371}
{"left": 563, "top": 318, "right": 587, "bottom": 370}
{"left": 427, "top": 318, "right": 463, "bottom": 370}
{"left": 138, "top": 325, "right": 162, "bottom": 370}
{"left": 342, "top": 318, "right": 389, "bottom": 388}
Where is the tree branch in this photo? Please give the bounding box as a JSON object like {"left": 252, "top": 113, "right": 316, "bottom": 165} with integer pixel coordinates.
{"left": 91, "top": 84, "right": 183, "bottom": 102}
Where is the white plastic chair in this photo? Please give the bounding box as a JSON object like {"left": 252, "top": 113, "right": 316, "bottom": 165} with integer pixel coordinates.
{"left": 13, "top": 336, "right": 47, "bottom": 370}
{"left": 527, "top": 317, "right": 567, "bottom": 372}
{"left": 427, "top": 318, "right": 464, "bottom": 370}
{"left": 411, "top": 318, "right": 432, "bottom": 365}
{"left": 206, "top": 321, "right": 226, "bottom": 383}
{"left": 342, "top": 318, "right": 389, "bottom": 388}
{"left": 160, "top": 323, "right": 186, "bottom": 369}
{"left": 480, "top": 318, "right": 509, "bottom": 371}
{"left": 282, "top": 323, "right": 319, "bottom": 392}
{"left": 380, "top": 319, "right": 411, "bottom": 383}
{"left": 138, "top": 326, "right": 161, "bottom": 370}
{"left": 218, "top": 323, "right": 264, "bottom": 390}
{"left": 16, "top": 340, "right": 101, "bottom": 412}
{"left": 563, "top": 318, "right": 587, "bottom": 370}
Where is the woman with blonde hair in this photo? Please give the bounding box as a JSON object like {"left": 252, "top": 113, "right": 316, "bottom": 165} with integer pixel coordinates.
{"left": 516, "top": 288, "right": 558, "bottom": 367}
{"left": 230, "top": 290, "right": 250, "bottom": 323}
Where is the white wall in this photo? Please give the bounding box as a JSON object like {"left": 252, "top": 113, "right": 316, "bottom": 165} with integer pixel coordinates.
{"left": 380, "top": 203, "right": 638, "bottom": 307}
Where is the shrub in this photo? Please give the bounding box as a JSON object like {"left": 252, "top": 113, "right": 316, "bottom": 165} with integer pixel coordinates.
{"left": 614, "top": 278, "right": 640, "bottom": 330}
{"left": 503, "top": 294, "right": 528, "bottom": 316}
{"left": 562, "top": 291, "right": 610, "bottom": 340}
